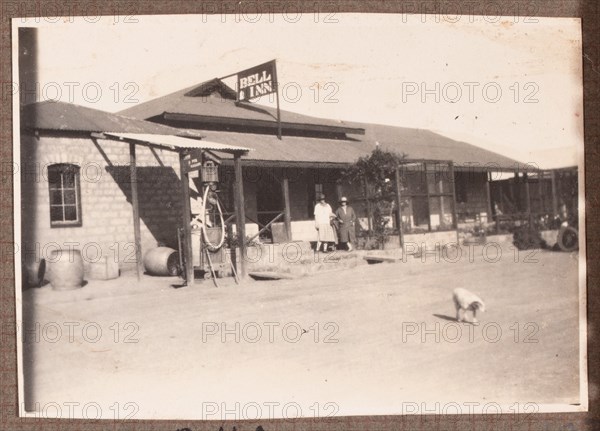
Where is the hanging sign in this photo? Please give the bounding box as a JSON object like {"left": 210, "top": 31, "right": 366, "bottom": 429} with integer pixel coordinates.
{"left": 236, "top": 60, "right": 277, "bottom": 101}
{"left": 182, "top": 149, "right": 203, "bottom": 173}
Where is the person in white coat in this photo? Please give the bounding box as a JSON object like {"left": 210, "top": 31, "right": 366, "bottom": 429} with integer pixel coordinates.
{"left": 314, "top": 193, "right": 337, "bottom": 252}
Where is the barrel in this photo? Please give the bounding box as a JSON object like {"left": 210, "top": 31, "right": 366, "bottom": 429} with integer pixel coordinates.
{"left": 143, "top": 247, "right": 180, "bottom": 276}
{"left": 47, "top": 249, "right": 84, "bottom": 290}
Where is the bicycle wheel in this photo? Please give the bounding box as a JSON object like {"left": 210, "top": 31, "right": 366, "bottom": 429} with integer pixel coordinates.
{"left": 201, "top": 185, "right": 226, "bottom": 251}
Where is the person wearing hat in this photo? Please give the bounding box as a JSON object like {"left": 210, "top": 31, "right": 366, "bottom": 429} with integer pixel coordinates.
{"left": 314, "top": 193, "right": 337, "bottom": 252}
{"left": 335, "top": 196, "right": 357, "bottom": 251}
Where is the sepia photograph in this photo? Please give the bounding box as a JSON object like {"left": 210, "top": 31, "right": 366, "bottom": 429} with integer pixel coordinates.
{"left": 12, "top": 10, "right": 586, "bottom": 422}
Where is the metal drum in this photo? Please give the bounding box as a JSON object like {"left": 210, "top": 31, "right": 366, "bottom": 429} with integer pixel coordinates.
{"left": 48, "top": 249, "right": 84, "bottom": 290}
{"left": 143, "top": 247, "right": 180, "bottom": 276}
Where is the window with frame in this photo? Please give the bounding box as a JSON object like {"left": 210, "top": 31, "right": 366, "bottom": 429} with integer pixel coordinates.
{"left": 48, "top": 163, "right": 82, "bottom": 227}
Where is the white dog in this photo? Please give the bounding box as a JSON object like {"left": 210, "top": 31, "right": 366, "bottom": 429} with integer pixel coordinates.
{"left": 453, "top": 288, "right": 486, "bottom": 324}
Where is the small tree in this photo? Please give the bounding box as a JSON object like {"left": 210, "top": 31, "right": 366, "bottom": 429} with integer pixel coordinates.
{"left": 343, "top": 147, "right": 406, "bottom": 249}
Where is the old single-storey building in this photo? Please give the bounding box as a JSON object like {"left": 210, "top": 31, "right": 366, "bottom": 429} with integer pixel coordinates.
{"left": 20, "top": 79, "right": 578, "bottom": 282}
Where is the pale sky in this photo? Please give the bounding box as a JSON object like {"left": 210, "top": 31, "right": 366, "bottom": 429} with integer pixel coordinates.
{"left": 17, "top": 13, "right": 583, "bottom": 168}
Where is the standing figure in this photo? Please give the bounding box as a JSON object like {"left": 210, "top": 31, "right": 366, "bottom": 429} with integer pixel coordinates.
{"left": 335, "top": 196, "right": 357, "bottom": 251}
{"left": 314, "top": 193, "right": 337, "bottom": 252}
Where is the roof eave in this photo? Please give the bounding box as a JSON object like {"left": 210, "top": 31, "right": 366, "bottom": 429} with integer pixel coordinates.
{"left": 162, "top": 112, "right": 366, "bottom": 136}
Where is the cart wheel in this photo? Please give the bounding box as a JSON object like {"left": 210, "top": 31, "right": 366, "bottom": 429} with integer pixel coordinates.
{"left": 203, "top": 271, "right": 212, "bottom": 280}
{"left": 558, "top": 226, "right": 578, "bottom": 252}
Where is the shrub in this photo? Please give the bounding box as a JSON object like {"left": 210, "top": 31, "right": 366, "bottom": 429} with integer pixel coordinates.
{"left": 343, "top": 147, "right": 406, "bottom": 249}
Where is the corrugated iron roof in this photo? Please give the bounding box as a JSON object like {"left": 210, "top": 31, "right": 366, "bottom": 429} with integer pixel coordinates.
{"left": 117, "top": 80, "right": 523, "bottom": 170}
{"left": 23, "top": 100, "right": 525, "bottom": 170}
{"left": 202, "top": 131, "right": 365, "bottom": 166}
{"left": 118, "top": 79, "right": 365, "bottom": 135}
{"left": 347, "top": 122, "right": 522, "bottom": 170}
{"left": 104, "top": 132, "right": 249, "bottom": 153}
{"left": 21, "top": 100, "right": 205, "bottom": 138}
{"left": 200, "top": 128, "right": 522, "bottom": 170}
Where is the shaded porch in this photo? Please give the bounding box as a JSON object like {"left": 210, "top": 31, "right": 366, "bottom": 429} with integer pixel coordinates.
{"left": 215, "top": 161, "right": 579, "bottom": 250}
{"left": 103, "top": 132, "right": 250, "bottom": 284}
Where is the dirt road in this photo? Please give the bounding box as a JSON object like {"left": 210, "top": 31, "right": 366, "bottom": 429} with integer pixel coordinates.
{"left": 20, "top": 245, "right": 582, "bottom": 419}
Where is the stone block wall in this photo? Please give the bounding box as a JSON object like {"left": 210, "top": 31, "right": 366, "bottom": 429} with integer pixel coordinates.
{"left": 20, "top": 133, "right": 182, "bottom": 272}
